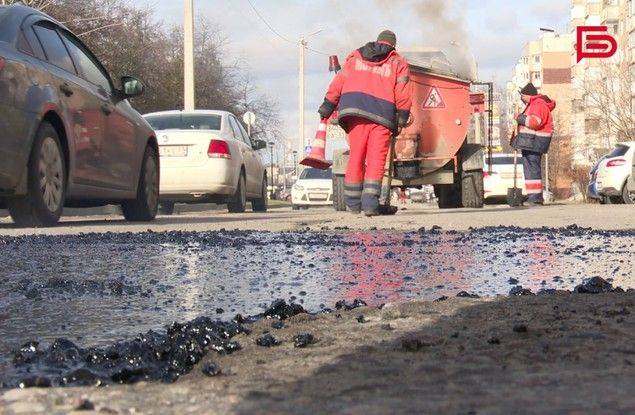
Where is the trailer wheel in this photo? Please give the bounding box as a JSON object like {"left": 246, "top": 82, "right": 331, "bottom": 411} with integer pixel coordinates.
{"left": 434, "top": 184, "right": 460, "bottom": 209}
{"left": 333, "top": 174, "right": 347, "bottom": 211}
{"left": 461, "top": 169, "right": 484, "bottom": 208}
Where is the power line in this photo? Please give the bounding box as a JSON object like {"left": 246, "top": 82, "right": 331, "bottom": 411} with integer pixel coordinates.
{"left": 245, "top": 0, "right": 329, "bottom": 56}
{"left": 306, "top": 45, "right": 329, "bottom": 56}
{"left": 246, "top": 0, "right": 294, "bottom": 45}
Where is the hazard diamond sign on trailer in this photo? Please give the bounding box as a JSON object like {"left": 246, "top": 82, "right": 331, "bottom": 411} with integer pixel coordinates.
{"left": 422, "top": 86, "right": 446, "bottom": 109}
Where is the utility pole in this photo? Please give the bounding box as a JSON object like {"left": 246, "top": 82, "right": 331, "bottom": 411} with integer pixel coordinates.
{"left": 297, "top": 30, "right": 322, "bottom": 160}
{"left": 184, "top": 0, "right": 195, "bottom": 111}
{"left": 298, "top": 37, "right": 306, "bottom": 158}
{"left": 268, "top": 141, "right": 275, "bottom": 190}
{"left": 282, "top": 144, "right": 287, "bottom": 192}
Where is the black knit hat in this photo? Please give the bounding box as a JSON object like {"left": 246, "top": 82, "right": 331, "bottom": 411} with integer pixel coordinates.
{"left": 520, "top": 82, "right": 538, "bottom": 96}
{"left": 377, "top": 30, "right": 396, "bottom": 47}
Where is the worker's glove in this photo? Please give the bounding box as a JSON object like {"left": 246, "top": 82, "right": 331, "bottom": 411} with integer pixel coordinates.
{"left": 516, "top": 114, "right": 527, "bottom": 126}
{"left": 318, "top": 99, "right": 336, "bottom": 119}
{"left": 396, "top": 110, "right": 410, "bottom": 128}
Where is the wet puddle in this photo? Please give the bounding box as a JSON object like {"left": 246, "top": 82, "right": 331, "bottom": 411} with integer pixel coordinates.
{"left": 0, "top": 227, "right": 633, "bottom": 380}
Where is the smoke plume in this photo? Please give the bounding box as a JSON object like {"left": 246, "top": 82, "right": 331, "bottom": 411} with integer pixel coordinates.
{"left": 323, "top": 0, "right": 477, "bottom": 80}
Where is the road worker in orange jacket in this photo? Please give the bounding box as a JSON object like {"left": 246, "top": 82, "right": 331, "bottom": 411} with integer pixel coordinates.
{"left": 512, "top": 82, "right": 556, "bottom": 205}
{"left": 318, "top": 30, "right": 413, "bottom": 216}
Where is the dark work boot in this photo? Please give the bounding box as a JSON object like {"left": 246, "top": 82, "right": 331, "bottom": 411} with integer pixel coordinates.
{"left": 361, "top": 194, "right": 379, "bottom": 216}
{"left": 377, "top": 205, "right": 398, "bottom": 215}
{"left": 361, "top": 180, "right": 382, "bottom": 216}
{"left": 345, "top": 182, "right": 363, "bottom": 214}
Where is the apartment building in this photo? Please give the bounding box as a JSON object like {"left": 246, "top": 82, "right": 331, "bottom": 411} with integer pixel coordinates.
{"left": 504, "top": 32, "right": 574, "bottom": 195}
{"left": 570, "top": 0, "right": 635, "bottom": 165}
{"left": 505, "top": 33, "right": 574, "bottom": 143}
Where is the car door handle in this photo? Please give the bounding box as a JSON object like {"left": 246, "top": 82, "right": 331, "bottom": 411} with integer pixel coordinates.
{"left": 59, "top": 83, "right": 74, "bottom": 97}
{"left": 101, "top": 103, "right": 113, "bottom": 115}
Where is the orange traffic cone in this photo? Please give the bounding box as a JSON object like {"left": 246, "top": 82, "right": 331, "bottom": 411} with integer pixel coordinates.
{"left": 300, "top": 118, "right": 332, "bottom": 170}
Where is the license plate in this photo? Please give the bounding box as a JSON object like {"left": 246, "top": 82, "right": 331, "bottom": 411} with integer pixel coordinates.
{"left": 160, "top": 145, "right": 188, "bottom": 157}
{"left": 309, "top": 193, "right": 327, "bottom": 201}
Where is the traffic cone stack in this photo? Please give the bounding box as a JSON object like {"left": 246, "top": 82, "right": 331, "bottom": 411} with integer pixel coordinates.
{"left": 300, "top": 118, "right": 332, "bottom": 170}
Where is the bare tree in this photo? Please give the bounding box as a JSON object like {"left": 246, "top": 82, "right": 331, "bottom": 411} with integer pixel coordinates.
{"left": 0, "top": 0, "right": 53, "bottom": 9}
{"left": 583, "top": 60, "right": 635, "bottom": 144}
{"left": 2, "top": 0, "right": 281, "bottom": 140}
{"left": 1, "top": 0, "right": 122, "bottom": 36}
{"left": 546, "top": 118, "right": 573, "bottom": 199}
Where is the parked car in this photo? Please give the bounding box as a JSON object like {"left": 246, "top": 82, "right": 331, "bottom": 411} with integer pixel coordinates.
{"left": 291, "top": 168, "right": 333, "bottom": 209}
{"left": 587, "top": 157, "right": 605, "bottom": 203}
{"left": 596, "top": 142, "right": 635, "bottom": 204}
{"left": 0, "top": 5, "right": 157, "bottom": 226}
{"left": 143, "top": 110, "right": 268, "bottom": 214}
{"left": 409, "top": 187, "right": 434, "bottom": 204}
{"left": 483, "top": 153, "right": 526, "bottom": 203}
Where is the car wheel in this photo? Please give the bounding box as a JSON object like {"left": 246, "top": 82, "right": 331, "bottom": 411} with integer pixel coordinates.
{"left": 434, "top": 184, "right": 461, "bottom": 209}
{"left": 332, "top": 174, "right": 346, "bottom": 211}
{"left": 7, "top": 122, "right": 65, "bottom": 227}
{"left": 228, "top": 172, "right": 246, "bottom": 213}
{"left": 622, "top": 182, "right": 635, "bottom": 204}
{"left": 461, "top": 169, "right": 484, "bottom": 208}
{"left": 251, "top": 177, "right": 268, "bottom": 212}
{"left": 122, "top": 145, "right": 159, "bottom": 222}
{"left": 159, "top": 201, "right": 175, "bottom": 215}
{"left": 609, "top": 196, "right": 623, "bottom": 204}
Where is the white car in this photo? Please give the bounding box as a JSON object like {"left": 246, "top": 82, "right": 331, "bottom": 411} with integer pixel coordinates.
{"left": 596, "top": 141, "right": 635, "bottom": 204}
{"left": 291, "top": 168, "right": 333, "bottom": 209}
{"left": 483, "top": 153, "right": 526, "bottom": 202}
{"left": 143, "top": 110, "right": 269, "bottom": 214}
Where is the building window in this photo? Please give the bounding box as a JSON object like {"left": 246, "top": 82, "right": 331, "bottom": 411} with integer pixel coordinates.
{"left": 585, "top": 118, "right": 600, "bottom": 134}
{"left": 573, "top": 99, "right": 584, "bottom": 113}
{"left": 534, "top": 55, "right": 541, "bottom": 63}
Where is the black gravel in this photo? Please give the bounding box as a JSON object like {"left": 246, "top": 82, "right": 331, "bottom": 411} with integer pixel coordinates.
{"left": 201, "top": 362, "right": 222, "bottom": 377}
{"left": 293, "top": 333, "right": 316, "bottom": 348}
{"left": 4, "top": 316, "right": 247, "bottom": 388}
{"left": 0, "top": 227, "right": 632, "bottom": 388}
{"left": 255, "top": 334, "right": 280, "bottom": 347}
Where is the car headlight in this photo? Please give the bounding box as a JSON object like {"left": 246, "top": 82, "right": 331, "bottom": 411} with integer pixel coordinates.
{"left": 293, "top": 184, "right": 304, "bottom": 191}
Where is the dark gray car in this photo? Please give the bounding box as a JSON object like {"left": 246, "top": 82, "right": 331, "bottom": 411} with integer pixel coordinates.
{"left": 0, "top": 5, "right": 159, "bottom": 226}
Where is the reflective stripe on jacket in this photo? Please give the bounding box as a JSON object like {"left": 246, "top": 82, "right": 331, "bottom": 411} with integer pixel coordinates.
{"left": 512, "top": 95, "right": 556, "bottom": 154}
{"left": 319, "top": 42, "right": 412, "bottom": 131}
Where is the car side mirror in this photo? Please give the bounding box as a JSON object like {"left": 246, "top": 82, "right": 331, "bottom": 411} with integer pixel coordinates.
{"left": 121, "top": 76, "right": 144, "bottom": 98}
{"left": 252, "top": 139, "right": 267, "bottom": 151}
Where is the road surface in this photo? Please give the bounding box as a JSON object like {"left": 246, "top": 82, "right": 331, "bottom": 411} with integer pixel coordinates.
{"left": 0, "top": 202, "right": 633, "bottom": 235}
{"left": 0, "top": 202, "right": 633, "bottom": 414}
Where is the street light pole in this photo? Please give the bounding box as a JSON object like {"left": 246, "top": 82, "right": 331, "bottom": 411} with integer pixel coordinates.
{"left": 268, "top": 142, "right": 275, "bottom": 189}
{"left": 282, "top": 144, "right": 287, "bottom": 192}
{"left": 297, "top": 29, "right": 323, "bottom": 161}
{"left": 298, "top": 37, "right": 306, "bottom": 158}
{"left": 184, "top": 0, "right": 195, "bottom": 111}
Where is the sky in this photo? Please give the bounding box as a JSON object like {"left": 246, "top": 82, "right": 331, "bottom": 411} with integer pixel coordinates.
{"left": 128, "top": 0, "right": 570, "bottom": 155}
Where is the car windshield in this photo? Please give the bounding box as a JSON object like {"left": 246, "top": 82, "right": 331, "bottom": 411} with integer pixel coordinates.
{"left": 606, "top": 145, "right": 628, "bottom": 158}
{"left": 300, "top": 168, "right": 332, "bottom": 180}
{"left": 144, "top": 114, "right": 222, "bottom": 131}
